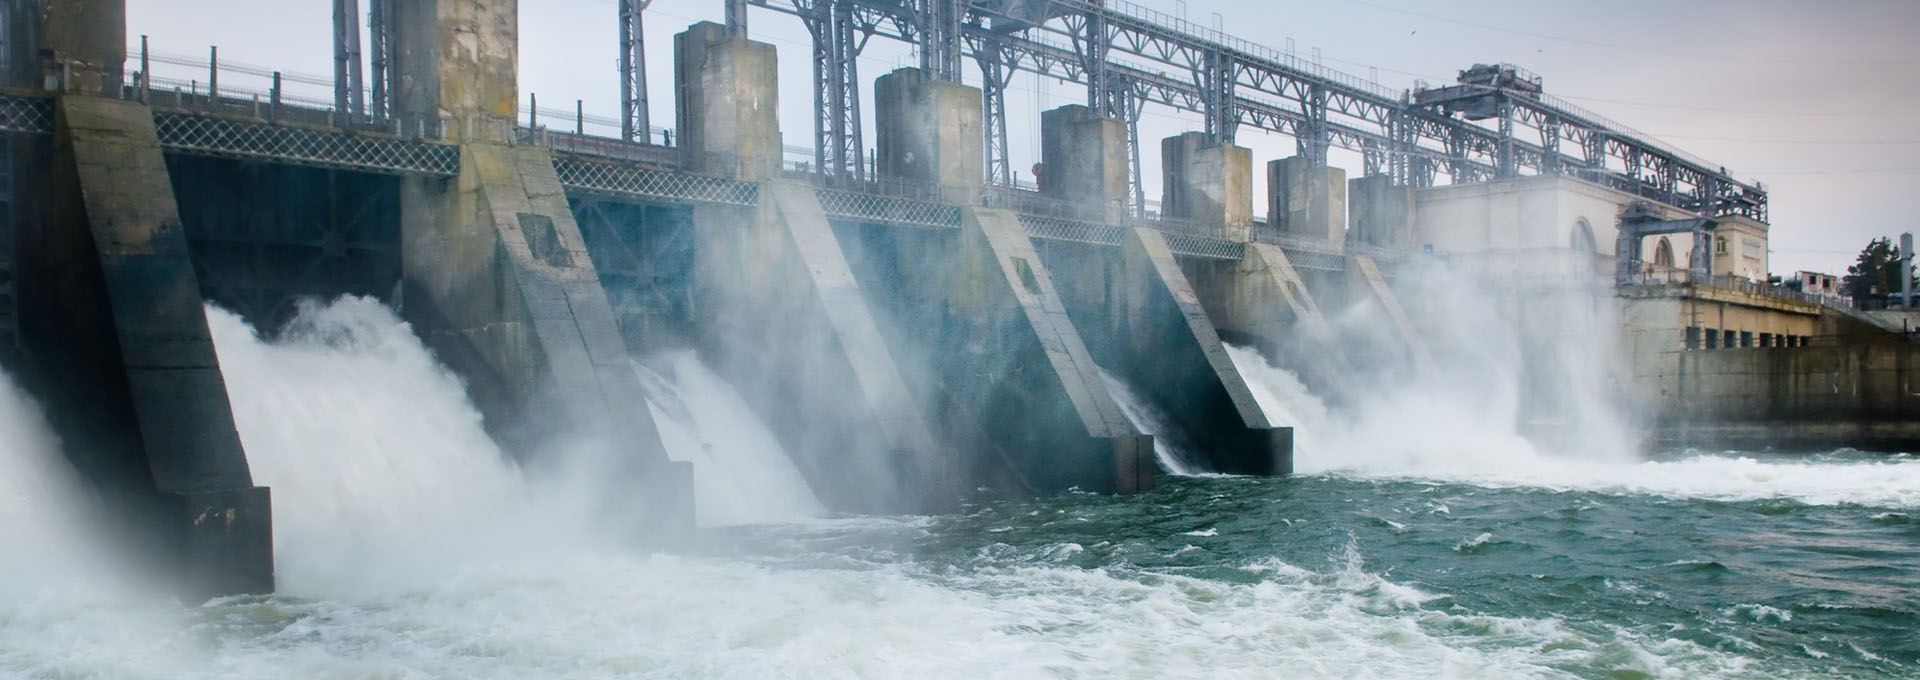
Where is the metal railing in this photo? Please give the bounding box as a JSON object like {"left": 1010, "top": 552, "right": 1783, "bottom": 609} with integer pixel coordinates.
{"left": 553, "top": 156, "right": 758, "bottom": 206}
{"left": 153, "top": 112, "right": 459, "bottom": 176}
{"left": 1621, "top": 269, "right": 1827, "bottom": 308}
{"left": 0, "top": 92, "right": 53, "bottom": 135}
{"left": 816, "top": 185, "right": 962, "bottom": 229}
{"left": 1083, "top": 0, "right": 1405, "bottom": 102}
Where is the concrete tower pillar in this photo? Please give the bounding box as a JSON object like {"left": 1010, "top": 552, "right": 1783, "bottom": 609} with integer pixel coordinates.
{"left": 6, "top": 0, "right": 271, "bottom": 599}
{"left": 1268, "top": 156, "right": 1347, "bottom": 247}
{"left": 1348, "top": 175, "right": 1414, "bottom": 251}
{"left": 1040, "top": 105, "right": 1128, "bottom": 223}
{"left": 673, "top": 21, "right": 781, "bottom": 180}
{"left": 392, "top": 0, "right": 692, "bottom": 538}
{"left": 874, "top": 67, "right": 983, "bottom": 204}
{"left": 679, "top": 23, "right": 948, "bottom": 513}
{"left": 1161, "top": 132, "right": 1253, "bottom": 240}
{"left": 388, "top": 0, "right": 519, "bottom": 142}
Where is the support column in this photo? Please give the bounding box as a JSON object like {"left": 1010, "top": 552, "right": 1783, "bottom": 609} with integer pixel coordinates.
{"left": 20, "top": 96, "right": 274, "bottom": 599}
{"left": 1348, "top": 253, "right": 1423, "bottom": 358}
{"left": 692, "top": 184, "right": 948, "bottom": 513}
{"left": 8, "top": 0, "right": 270, "bottom": 599}
{"left": 873, "top": 67, "right": 982, "bottom": 204}
{"left": 1182, "top": 242, "right": 1329, "bottom": 354}
{"left": 1268, "top": 156, "right": 1347, "bottom": 246}
{"left": 674, "top": 22, "right": 781, "bottom": 180}
{"left": 1348, "top": 175, "right": 1414, "bottom": 250}
{"left": 680, "top": 24, "right": 946, "bottom": 512}
{"left": 393, "top": 0, "right": 690, "bottom": 538}
{"left": 850, "top": 206, "right": 1156, "bottom": 495}
{"left": 1040, "top": 105, "right": 1128, "bottom": 223}
{"left": 1161, "top": 132, "right": 1252, "bottom": 240}
{"left": 1042, "top": 229, "right": 1294, "bottom": 476}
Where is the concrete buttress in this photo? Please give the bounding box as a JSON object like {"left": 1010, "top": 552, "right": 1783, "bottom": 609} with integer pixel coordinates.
{"left": 1042, "top": 229, "right": 1294, "bottom": 476}
{"left": 1349, "top": 253, "right": 1424, "bottom": 358}
{"left": 691, "top": 183, "right": 948, "bottom": 512}
{"left": 392, "top": 0, "right": 691, "bottom": 538}
{"left": 1183, "top": 242, "right": 1332, "bottom": 355}
{"left": 15, "top": 95, "right": 273, "bottom": 599}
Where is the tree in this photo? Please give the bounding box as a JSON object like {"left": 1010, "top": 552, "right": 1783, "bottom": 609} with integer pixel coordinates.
{"left": 1843, "top": 237, "right": 1916, "bottom": 301}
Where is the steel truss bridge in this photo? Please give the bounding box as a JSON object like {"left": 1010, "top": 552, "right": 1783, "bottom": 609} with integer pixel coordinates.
{"left": 728, "top": 0, "right": 1766, "bottom": 222}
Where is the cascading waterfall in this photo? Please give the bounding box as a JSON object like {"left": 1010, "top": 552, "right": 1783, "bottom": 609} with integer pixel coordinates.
{"left": 632, "top": 350, "right": 824, "bottom": 526}
{"left": 0, "top": 368, "right": 107, "bottom": 595}
{"left": 1097, "top": 368, "right": 1207, "bottom": 475}
{"left": 206, "top": 297, "right": 545, "bottom": 595}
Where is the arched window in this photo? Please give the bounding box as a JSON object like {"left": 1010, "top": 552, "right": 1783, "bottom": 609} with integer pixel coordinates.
{"left": 1653, "top": 237, "right": 1675, "bottom": 268}
{"left": 1570, "top": 218, "right": 1597, "bottom": 253}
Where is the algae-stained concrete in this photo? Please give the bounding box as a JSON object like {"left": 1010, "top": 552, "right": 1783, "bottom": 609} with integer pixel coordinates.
{"left": 692, "top": 183, "right": 948, "bottom": 512}
{"left": 1654, "top": 341, "right": 1920, "bottom": 451}
{"left": 674, "top": 22, "right": 781, "bottom": 180}
{"left": 1162, "top": 132, "right": 1253, "bottom": 239}
{"left": 15, "top": 95, "right": 271, "bottom": 598}
{"left": 846, "top": 207, "right": 1157, "bottom": 495}
{"left": 1183, "top": 242, "right": 1330, "bottom": 355}
{"left": 1040, "top": 105, "right": 1129, "bottom": 222}
{"left": 874, "top": 68, "right": 983, "bottom": 204}
{"left": 1269, "top": 157, "right": 1347, "bottom": 244}
{"left": 1041, "top": 228, "right": 1293, "bottom": 476}
{"left": 402, "top": 143, "right": 690, "bottom": 535}
{"left": 389, "top": 0, "right": 690, "bottom": 535}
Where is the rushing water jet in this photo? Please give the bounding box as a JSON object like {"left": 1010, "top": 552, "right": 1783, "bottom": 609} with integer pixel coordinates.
{"left": 633, "top": 350, "right": 825, "bottom": 526}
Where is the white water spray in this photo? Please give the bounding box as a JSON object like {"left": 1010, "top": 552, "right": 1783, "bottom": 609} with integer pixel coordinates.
{"left": 207, "top": 297, "right": 554, "bottom": 594}
{"left": 633, "top": 350, "right": 824, "bottom": 526}
{"left": 0, "top": 368, "right": 108, "bottom": 594}
{"left": 1098, "top": 368, "right": 1207, "bottom": 475}
{"left": 1230, "top": 339, "right": 1920, "bottom": 509}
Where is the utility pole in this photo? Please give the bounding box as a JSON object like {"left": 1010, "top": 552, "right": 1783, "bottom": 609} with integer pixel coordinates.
{"left": 1901, "top": 232, "right": 1913, "bottom": 309}
{"left": 619, "top": 0, "right": 652, "bottom": 143}
{"left": 333, "top": 0, "right": 365, "bottom": 121}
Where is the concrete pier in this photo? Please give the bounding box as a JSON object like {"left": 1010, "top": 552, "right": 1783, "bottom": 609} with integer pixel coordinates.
{"left": 680, "top": 25, "right": 946, "bottom": 512}
{"left": 1349, "top": 175, "right": 1415, "bottom": 250}
{"left": 1184, "top": 242, "right": 1331, "bottom": 358}
{"left": 674, "top": 22, "right": 781, "bottom": 180}
{"left": 7, "top": 2, "right": 272, "bottom": 598}
{"left": 1162, "top": 132, "right": 1253, "bottom": 240}
{"left": 874, "top": 68, "right": 982, "bottom": 203}
{"left": 1042, "top": 229, "right": 1293, "bottom": 476}
{"left": 1269, "top": 157, "right": 1347, "bottom": 245}
{"left": 852, "top": 74, "right": 1154, "bottom": 494}
{"left": 691, "top": 182, "right": 948, "bottom": 512}
{"left": 1040, "top": 105, "right": 1129, "bottom": 222}
{"left": 393, "top": 0, "right": 691, "bottom": 536}
{"left": 1349, "top": 253, "right": 1423, "bottom": 357}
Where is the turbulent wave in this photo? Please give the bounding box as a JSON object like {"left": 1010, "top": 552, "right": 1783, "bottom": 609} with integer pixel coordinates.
{"left": 0, "top": 527, "right": 1765, "bottom": 680}
{"left": 1230, "top": 343, "right": 1920, "bottom": 509}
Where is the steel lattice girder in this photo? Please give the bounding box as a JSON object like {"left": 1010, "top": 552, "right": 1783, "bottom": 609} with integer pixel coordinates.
{"left": 745, "top": 0, "right": 1765, "bottom": 221}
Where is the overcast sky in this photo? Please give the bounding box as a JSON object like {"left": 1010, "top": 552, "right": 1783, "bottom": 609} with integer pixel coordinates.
{"left": 128, "top": 0, "right": 1920, "bottom": 276}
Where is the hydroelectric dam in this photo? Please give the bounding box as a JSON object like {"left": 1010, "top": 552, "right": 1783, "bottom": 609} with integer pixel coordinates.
{"left": 8, "top": 0, "right": 1909, "bottom": 608}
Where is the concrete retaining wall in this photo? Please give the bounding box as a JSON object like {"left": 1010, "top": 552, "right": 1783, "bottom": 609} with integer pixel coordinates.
{"left": 1656, "top": 342, "right": 1920, "bottom": 451}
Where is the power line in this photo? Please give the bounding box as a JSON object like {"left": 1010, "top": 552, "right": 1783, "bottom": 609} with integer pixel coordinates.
{"left": 1557, "top": 94, "right": 1920, "bottom": 120}
{"left": 1335, "top": 0, "right": 1920, "bottom": 67}
{"left": 1645, "top": 133, "right": 1920, "bottom": 146}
